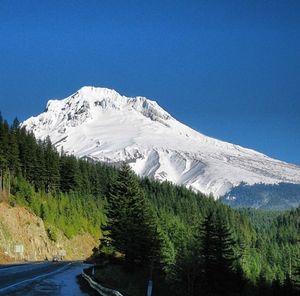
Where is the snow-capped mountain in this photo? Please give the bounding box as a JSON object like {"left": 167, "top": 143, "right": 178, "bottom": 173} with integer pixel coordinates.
{"left": 22, "top": 86, "right": 300, "bottom": 198}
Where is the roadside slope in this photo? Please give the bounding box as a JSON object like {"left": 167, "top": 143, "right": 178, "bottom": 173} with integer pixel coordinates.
{"left": 0, "top": 202, "right": 97, "bottom": 263}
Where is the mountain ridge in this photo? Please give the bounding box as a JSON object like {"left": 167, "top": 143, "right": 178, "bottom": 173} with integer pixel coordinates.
{"left": 22, "top": 86, "right": 300, "bottom": 198}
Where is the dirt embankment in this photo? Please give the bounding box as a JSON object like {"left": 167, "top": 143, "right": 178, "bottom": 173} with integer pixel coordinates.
{"left": 0, "top": 202, "right": 97, "bottom": 263}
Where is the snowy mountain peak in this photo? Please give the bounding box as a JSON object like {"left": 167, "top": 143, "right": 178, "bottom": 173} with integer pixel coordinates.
{"left": 23, "top": 87, "right": 300, "bottom": 198}
{"left": 42, "top": 86, "right": 172, "bottom": 129}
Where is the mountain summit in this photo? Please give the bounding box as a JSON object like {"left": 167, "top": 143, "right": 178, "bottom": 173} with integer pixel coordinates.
{"left": 23, "top": 86, "right": 300, "bottom": 197}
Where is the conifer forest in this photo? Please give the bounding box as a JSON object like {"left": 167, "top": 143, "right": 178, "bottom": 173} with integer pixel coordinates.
{"left": 1, "top": 115, "right": 300, "bottom": 295}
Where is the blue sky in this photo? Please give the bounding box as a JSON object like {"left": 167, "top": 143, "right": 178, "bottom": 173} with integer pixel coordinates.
{"left": 0, "top": 0, "right": 299, "bottom": 165}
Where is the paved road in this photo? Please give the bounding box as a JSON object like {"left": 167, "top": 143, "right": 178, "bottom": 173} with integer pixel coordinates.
{"left": 0, "top": 261, "right": 98, "bottom": 295}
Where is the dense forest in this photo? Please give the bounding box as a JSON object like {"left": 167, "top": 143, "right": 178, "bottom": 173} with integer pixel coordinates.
{"left": 1, "top": 114, "right": 300, "bottom": 295}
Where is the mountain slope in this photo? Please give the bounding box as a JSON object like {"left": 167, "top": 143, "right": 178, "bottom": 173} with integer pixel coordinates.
{"left": 22, "top": 86, "right": 300, "bottom": 197}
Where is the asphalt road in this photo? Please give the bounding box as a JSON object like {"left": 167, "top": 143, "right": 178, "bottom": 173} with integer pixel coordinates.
{"left": 0, "top": 261, "right": 98, "bottom": 295}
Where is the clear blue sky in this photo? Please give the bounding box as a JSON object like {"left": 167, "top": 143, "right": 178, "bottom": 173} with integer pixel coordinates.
{"left": 0, "top": 0, "right": 299, "bottom": 165}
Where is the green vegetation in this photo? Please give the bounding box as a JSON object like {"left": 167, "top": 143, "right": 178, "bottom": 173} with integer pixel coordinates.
{"left": 10, "top": 177, "right": 106, "bottom": 239}
{"left": 0, "top": 115, "right": 109, "bottom": 239}
{"left": 102, "top": 163, "right": 161, "bottom": 266}
{"left": 95, "top": 165, "right": 300, "bottom": 295}
{"left": 1, "top": 113, "right": 300, "bottom": 294}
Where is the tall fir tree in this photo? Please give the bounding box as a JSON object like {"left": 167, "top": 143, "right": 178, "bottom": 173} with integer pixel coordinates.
{"left": 103, "top": 162, "right": 161, "bottom": 267}
{"left": 195, "top": 211, "right": 241, "bottom": 295}
{"left": 59, "top": 155, "right": 81, "bottom": 192}
{"left": 44, "top": 137, "right": 60, "bottom": 192}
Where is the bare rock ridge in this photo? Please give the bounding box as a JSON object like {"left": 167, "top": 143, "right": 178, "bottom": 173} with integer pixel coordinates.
{"left": 23, "top": 86, "right": 300, "bottom": 198}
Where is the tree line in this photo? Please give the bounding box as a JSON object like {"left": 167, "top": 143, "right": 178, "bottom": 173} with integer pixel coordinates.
{"left": 1, "top": 113, "right": 300, "bottom": 294}
{"left": 99, "top": 163, "right": 300, "bottom": 295}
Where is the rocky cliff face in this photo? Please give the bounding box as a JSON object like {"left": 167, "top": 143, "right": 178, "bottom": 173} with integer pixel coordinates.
{"left": 0, "top": 202, "right": 97, "bottom": 263}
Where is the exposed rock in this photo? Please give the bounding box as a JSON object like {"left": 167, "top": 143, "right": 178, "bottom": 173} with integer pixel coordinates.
{"left": 0, "top": 202, "right": 97, "bottom": 263}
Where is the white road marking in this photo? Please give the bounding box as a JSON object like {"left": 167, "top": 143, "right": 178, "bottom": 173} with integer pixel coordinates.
{"left": 0, "top": 263, "right": 72, "bottom": 293}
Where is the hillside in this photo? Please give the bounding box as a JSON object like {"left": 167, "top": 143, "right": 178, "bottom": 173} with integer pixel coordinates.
{"left": 0, "top": 115, "right": 108, "bottom": 263}
{"left": 0, "top": 202, "right": 96, "bottom": 263}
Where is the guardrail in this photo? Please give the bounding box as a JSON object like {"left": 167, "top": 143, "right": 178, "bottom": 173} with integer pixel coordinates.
{"left": 82, "top": 270, "right": 124, "bottom": 296}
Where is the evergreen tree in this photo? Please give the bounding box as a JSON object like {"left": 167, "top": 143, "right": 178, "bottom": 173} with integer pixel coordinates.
{"left": 195, "top": 212, "right": 240, "bottom": 295}
{"left": 103, "top": 162, "right": 161, "bottom": 267}
{"left": 44, "top": 137, "right": 60, "bottom": 192}
{"left": 59, "top": 155, "right": 81, "bottom": 192}
{"left": 11, "top": 117, "right": 20, "bottom": 130}
{"left": 0, "top": 118, "right": 9, "bottom": 169}
{"left": 7, "top": 128, "right": 20, "bottom": 175}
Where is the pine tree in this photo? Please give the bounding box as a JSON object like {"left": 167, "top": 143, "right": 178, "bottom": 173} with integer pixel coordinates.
{"left": 103, "top": 162, "right": 160, "bottom": 267}
{"left": 7, "top": 128, "right": 20, "bottom": 175}
{"left": 0, "top": 119, "right": 9, "bottom": 168}
{"left": 59, "top": 155, "right": 81, "bottom": 192}
{"left": 44, "top": 137, "right": 60, "bottom": 192}
{"left": 195, "top": 212, "right": 240, "bottom": 295}
{"left": 19, "top": 129, "right": 38, "bottom": 183}
{"left": 11, "top": 117, "right": 20, "bottom": 130}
